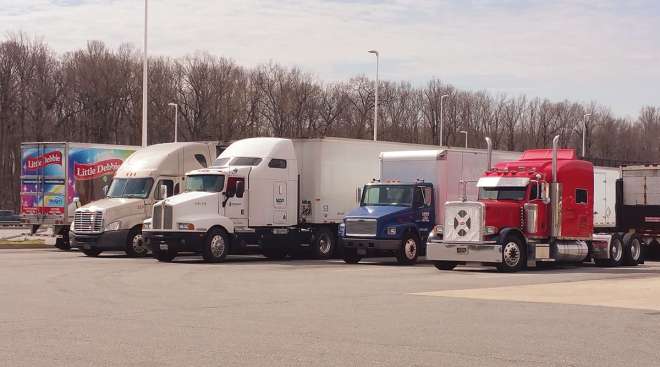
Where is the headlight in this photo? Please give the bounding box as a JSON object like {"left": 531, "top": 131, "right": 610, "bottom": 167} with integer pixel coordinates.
{"left": 431, "top": 225, "right": 443, "bottom": 236}
{"left": 178, "top": 223, "right": 195, "bottom": 231}
{"left": 386, "top": 226, "right": 397, "bottom": 236}
{"left": 484, "top": 226, "right": 498, "bottom": 235}
{"left": 70, "top": 221, "right": 75, "bottom": 231}
{"left": 143, "top": 221, "right": 151, "bottom": 230}
{"left": 104, "top": 221, "right": 120, "bottom": 231}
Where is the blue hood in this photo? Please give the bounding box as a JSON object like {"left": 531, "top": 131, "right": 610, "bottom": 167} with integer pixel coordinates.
{"left": 344, "top": 205, "right": 410, "bottom": 219}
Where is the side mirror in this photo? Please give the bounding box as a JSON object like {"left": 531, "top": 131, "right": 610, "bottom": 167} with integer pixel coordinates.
{"left": 236, "top": 181, "right": 245, "bottom": 197}
{"left": 225, "top": 188, "right": 236, "bottom": 198}
{"left": 102, "top": 186, "right": 109, "bottom": 196}
{"left": 160, "top": 185, "right": 168, "bottom": 200}
{"left": 541, "top": 182, "right": 551, "bottom": 204}
{"left": 73, "top": 197, "right": 81, "bottom": 208}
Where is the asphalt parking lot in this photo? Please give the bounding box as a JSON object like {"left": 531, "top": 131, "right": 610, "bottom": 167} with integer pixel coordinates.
{"left": 1, "top": 249, "right": 660, "bottom": 367}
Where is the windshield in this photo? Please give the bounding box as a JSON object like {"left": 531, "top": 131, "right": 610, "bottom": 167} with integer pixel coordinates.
{"left": 107, "top": 178, "right": 154, "bottom": 199}
{"left": 186, "top": 175, "right": 225, "bottom": 193}
{"left": 212, "top": 156, "right": 262, "bottom": 167}
{"left": 479, "top": 187, "right": 527, "bottom": 201}
{"left": 361, "top": 185, "right": 413, "bottom": 207}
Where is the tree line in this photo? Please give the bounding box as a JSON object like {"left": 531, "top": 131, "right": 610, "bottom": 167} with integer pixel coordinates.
{"left": 1, "top": 33, "right": 659, "bottom": 211}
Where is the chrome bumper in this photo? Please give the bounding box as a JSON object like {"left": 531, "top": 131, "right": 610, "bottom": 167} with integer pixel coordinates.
{"left": 426, "top": 240, "right": 501, "bottom": 263}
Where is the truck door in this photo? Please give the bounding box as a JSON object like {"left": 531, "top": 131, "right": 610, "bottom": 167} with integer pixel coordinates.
{"left": 225, "top": 176, "right": 248, "bottom": 226}
{"left": 413, "top": 186, "right": 435, "bottom": 241}
{"left": 273, "top": 181, "right": 288, "bottom": 224}
{"left": 20, "top": 143, "right": 67, "bottom": 225}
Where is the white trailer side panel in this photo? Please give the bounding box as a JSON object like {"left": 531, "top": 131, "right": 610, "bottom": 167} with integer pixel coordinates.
{"left": 622, "top": 166, "right": 660, "bottom": 206}
{"left": 593, "top": 166, "right": 619, "bottom": 228}
{"left": 294, "top": 138, "right": 438, "bottom": 224}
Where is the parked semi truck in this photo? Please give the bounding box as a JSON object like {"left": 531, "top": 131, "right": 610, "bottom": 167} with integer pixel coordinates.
{"left": 70, "top": 142, "right": 216, "bottom": 257}
{"left": 427, "top": 136, "right": 644, "bottom": 272}
{"left": 143, "top": 137, "right": 437, "bottom": 262}
{"left": 339, "top": 148, "right": 520, "bottom": 265}
{"left": 20, "top": 142, "right": 138, "bottom": 249}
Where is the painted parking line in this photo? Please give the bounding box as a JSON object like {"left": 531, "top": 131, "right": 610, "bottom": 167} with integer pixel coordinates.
{"left": 412, "top": 276, "right": 660, "bottom": 311}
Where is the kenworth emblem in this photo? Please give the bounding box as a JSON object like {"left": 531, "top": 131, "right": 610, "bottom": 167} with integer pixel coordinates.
{"left": 453, "top": 210, "right": 471, "bottom": 237}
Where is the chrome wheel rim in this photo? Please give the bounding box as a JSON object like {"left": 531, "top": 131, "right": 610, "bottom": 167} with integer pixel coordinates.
{"left": 132, "top": 234, "right": 148, "bottom": 255}
{"left": 404, "top": 238, "right": 417, "bottom": 259}
{"left": 210, "top": 235, "right": 225, "bottom": 258}
{"left": 611, "top": 239, "right": 622, "bottom": 262}
{"left": 630, "top": 239, "right": 641, "bottom": 261}
{"left": 503, "top": 241, "right": 521, "bottom": 267}
{"left": 318, "top": 234, "right": 332, "bottom": 255}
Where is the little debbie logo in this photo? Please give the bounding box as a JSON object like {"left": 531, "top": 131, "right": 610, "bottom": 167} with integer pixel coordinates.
{"left": 26, "top": 151, "right": 63, "bottom": 170}
{"left": 74, "top": 159, "right": 123, "bottom": 180}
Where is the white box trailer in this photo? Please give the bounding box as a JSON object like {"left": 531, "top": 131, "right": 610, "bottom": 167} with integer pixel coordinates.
{"left": 144, "top": 137, "right": 440, "bottom": 262}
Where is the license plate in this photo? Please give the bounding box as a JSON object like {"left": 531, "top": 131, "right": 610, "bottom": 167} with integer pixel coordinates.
{"left": 456, "top": 247, "right": 468, "bottom": 254}
{"left": 159, "top": 244, "right": 168, "bottom": 251}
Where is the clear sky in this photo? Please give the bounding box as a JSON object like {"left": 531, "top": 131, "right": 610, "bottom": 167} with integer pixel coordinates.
{"left": 1, "top": 0, "right": 659, "bottom": 117}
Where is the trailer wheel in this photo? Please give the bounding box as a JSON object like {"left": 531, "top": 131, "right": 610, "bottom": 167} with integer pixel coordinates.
{"left": 396, "top": 233, "right": 419, "bottom": 265}
{"left": 433, "top": 261, "right": 457, "bottom": 271}
{"left": 125, "top": 228, "right": 149, "bottom": 258}
{"left": 595, "top": 234, "right": 624, "bottom": 267}
{"left": 623, "top": 234, "right": 642, "bottom": 266}
{"left": 202, "top": 228, "right": 229, "bottom": 263}
{"left": 497, "top": 235, "right": 524, "bottom": 272}
{"left": 342, "top": 249, "right": 362, "bottom": 264}
{"left": 82, "top": 248, "right": 102, "bottom": 257}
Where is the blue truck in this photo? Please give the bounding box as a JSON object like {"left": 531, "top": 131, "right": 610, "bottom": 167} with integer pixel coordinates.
{"left": 340, "top": 147, "right": 520, "bottom": 264}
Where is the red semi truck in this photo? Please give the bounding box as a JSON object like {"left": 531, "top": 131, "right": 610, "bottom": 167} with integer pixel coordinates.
{"left": 426, "top": 136, "right": 644, "bottom": 272}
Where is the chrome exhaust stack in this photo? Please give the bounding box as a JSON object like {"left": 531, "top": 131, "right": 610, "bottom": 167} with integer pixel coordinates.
{"left": 550, "top": 135, "right": 561, "bottom": 237}
{"left": 485, "top": 137, "right": 492, "bottom": 170}
{"left": 552, "top": 135, "right": 559, "bottom": 183}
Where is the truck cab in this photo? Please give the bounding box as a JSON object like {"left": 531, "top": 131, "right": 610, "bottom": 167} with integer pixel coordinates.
{"left": 340, "top": 181, "right": 434, "bottom": 264}
{"left": 70, "top": 142, "right": 216, "bottom": 257}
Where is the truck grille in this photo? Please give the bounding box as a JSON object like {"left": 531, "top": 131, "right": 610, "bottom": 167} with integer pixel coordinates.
{"left": 152, "top": 204, "right": 162, "bottom": 230}
{"left": 443, "top": 202, "right": 483, "bottom": 242}
{"left": 74, "top": 210, "right": 103, "bottom": 233}
{"left": 164, "top": 205, "right": 173, "bottom": 229}
{"left": 345, "top": 219, "right": 377, "bottom": 237}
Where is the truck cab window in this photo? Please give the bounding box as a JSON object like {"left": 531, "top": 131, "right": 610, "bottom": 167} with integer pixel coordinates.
{"left": 195, "top": 154, "right": 208, "bottom": 168}
{"left": 268, "top": 159, "right": 287, "bottom": 169}
{"left": 213, "top": 157, "right": 230, "bottom": 167}
{"left": 156, "top": 180, "right": 174, "bottom": 200}
{"left": 107, "top": 178, "right": 154, "bottom": 199}
{"left": 423, "top": 187, "right": 433, "bottom": 206}
{"left": 529, "top": 182, "right": 539, "bottom": 200}
{"left": 230, "top": 157, "right": 262, "bottom": 166}
{"left": 226, "top": 177, "right": 246, "bottom": 198}
{"left": 186, "top": 175, "right": 225, "bottom": 193}
{"left": 362, "top": 185, "right": 413, "bottom": 207}
{"left": 576, "top": 189, "right": 588, "bottom": 204}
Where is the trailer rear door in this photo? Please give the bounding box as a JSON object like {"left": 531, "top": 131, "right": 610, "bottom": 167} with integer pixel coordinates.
{"left": 20, "top": 143, "right": 67, "bottom": 225}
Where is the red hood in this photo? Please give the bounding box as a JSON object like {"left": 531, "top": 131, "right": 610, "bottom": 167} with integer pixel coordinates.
{"left": 483, "top": 200, "right": 522, "bottom": 231}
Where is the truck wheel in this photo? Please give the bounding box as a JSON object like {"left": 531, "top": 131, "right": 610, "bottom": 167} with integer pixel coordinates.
{"left": 262, "top": 247, "right": 288, "bottom": 260}
{"left": 595, "top": 235, "right": 624, "bottom": 267}
{"left": 343, "top": 249, "right": 362, "bottom": 264}
{"left": 623, "top": 234, "right": 642, "bottom": 266}
{"left": 55, "top": 237, "right": 71, "bottom": 251}
{"left": 497, "top": 235, "right": 524, "bottom": 272}
{"left": 434, "top": 261, "right": 457, "bottom": 271}
{"left": 396, "top": 233, "right": 419, "bottom": 265}
{"left": 82, "top": 248, "right": 102, "bottom": 257}
{"left": 202, "top": 228, "right": 229, "bottom": 263}
{"left": 125, "top": 228, "right": 149, "bottom": 258}
{"left": 154, "top": 248, "right": 177, "bottom": 262}
{"left": 313, "top": 227, "right": 335, "bottom": 259}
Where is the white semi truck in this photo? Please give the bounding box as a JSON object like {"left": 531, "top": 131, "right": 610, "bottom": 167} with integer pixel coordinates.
{"left": 143, "top": 137, "right": 437, "bottom": 262}
{"left": 70, "top": 142, "right": 217, "bottom": 257}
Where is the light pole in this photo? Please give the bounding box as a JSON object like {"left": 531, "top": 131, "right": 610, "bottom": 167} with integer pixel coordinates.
{"left": 459, "top": 130, "right": 468, "bottom": 148}
{"left": 582, "top": 113, "right": 591, "bottom": 158}
{"left": 439, "top": 94, "right": 450, "bottom": 146}
{"left": 168, "top": 103, "right": 178, "bottom": 142}
{"left": 141, "top": 0, "right": 148, "bottom": 147}
{"left": 368, "top": 50, "right": 379, "bottom": 141}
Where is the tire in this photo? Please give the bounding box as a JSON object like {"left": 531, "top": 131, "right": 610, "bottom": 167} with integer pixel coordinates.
{"left": 396, "top": 233, "right": 419, "bottom": 265}
{"left": 497, "top": 235, "right": 525, "bottom": 272}
{"left": 623, "top": 234, "right": 642, "bottom": 266}
{"left": 202, "top": 228, "right": 230, "bottom": 263}
{"left": 55, "top": 237, "right": 71, "bottom": 251}
{"left": 434, "top": 261, "right": 457, "bottom": 271}
{"left": 154, "top": 248, "right": 177, "bottom": 262}
{"left": 595, "top": 234, "right": 624, "bottom": 267}
{"left": 262, "top": 247, "right": 288, "bottom": 260}
{"left": 82, "top": 248, "right": 102, "bottom": 257}
{"left": 343, "top": 249, "right": 362, "bottom": 264}
{"left": 125, "top": 228, "right": 149, "bottom": 258}
{"left": 313, "top": 227, "right": 336, "bottom": 259}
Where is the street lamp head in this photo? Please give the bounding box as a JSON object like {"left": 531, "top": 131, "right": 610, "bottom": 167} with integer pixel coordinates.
{"left": 459, "top": 130, "right": 467, "bottom": 134}
{"left": 441, "top": 94, "right": 450, "bottom": 99}
{"left": 168, "top": 102, "right": 177, "bottom": 107}
{"left": 368, "top": 50, "right": 379, "bottom": 56}
{"left": 584, "top": 113, "right": 592, "bottom": 119}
